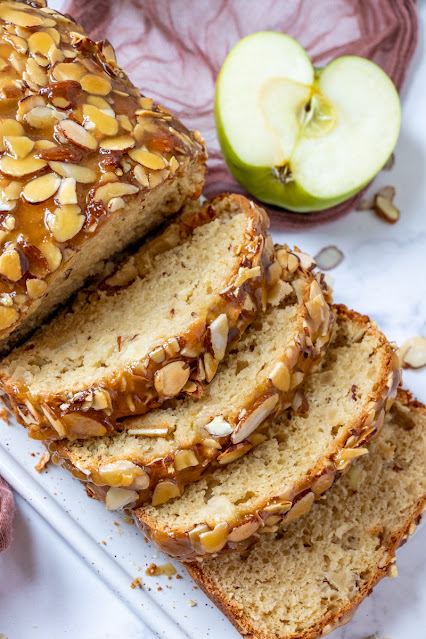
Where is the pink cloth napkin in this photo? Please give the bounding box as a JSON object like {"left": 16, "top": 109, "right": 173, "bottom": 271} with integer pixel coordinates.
{"left": 0, "top": 475, "right": 14, "bottom": 552}
{"left": 65, "top": 0, "right": 418, "bottom": 229}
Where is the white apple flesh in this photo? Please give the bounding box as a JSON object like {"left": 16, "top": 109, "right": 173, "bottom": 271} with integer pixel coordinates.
{"left": 215, "top": 32, "right": 401, "bottom": 212}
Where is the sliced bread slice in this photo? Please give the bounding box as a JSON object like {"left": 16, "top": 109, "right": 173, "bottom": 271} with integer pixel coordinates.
{"left": 0, "top": 1, "right": 206, "bottom": 351}
{"left": 0, "top": 194, "right": 276, "bottom": 440}
{"left": 50, "top": 253, "right": 333, "bottom": 506}
{"left": 133, "top": 306, "right": 400, "bottom": 560}
{"left": 187, "top": 390, "right": 426, "bottom": 639}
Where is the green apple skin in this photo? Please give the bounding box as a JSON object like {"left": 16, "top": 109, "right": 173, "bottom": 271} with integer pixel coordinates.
{"left": 215, "top": 97, "right": 374, "bottom": 212}
{"left": 215, "top": 35, "right": 401, "bottom": 213}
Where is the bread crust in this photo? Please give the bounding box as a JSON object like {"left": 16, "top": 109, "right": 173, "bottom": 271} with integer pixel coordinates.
{"left": 186, "top": 389, "right": 426, "bottom": 639}
{"left": 0, "top": 0, "right": 206, "bottom": 348}
{"left": 132, "top": 305, "right": 400, "bottom": 560}
{"left": 1, "top": 194, "right": 276, "bottom": 439}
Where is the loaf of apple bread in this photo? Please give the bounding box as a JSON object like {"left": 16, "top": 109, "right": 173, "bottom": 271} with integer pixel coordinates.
{"left": 0, "top": 194, "right": 277, "bottom": 440}
{"left": 0, "top": 0, "right": 206, "bottom": 350}
{"left": 187, "top": 390, "right": 426, "bottom": 639}
{"left": 49, "top": 247, "right": 333, "bottom": 508}
{"left": 133, "top": 306, "right": 400, "bottom": 560}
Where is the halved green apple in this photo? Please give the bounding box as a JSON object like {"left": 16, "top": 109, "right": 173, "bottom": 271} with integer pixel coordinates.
{"left": 215, "top": 32, "right": 401, "bottom": 212}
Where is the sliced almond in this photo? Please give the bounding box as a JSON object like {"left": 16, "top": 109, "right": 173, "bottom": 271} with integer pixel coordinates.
{"left": 154, "top": 361, "right": 190, "bottom": 397}
{"left": 0, "top": 119, "right": 24, "bottom": 151}
{"left": 56, "top": 177, "right": 77, "bottom": 205}
{"left": 314, "top": 245, "right": 344, "bottom": 271}
{"left": 233, "top": 394, "right": 279, "bottom": 444}
{"left": 4, "top": 34, "right": 28, "bottom": 55}
{"left": 80, "top": 74, "right": 111, "bottom": 96}
{"left": 0, "top": 305, "right": 18, "bottom": 331}
{"left": 0, "top": 154, "right": 47, "bottom": 177}
{"left": 374, "top": 195, "right": 400, "bottom": 224}
{"left": 28, "top": 31, "right": 55, "bottom": 58}
{"left": 151, "top": 481, "right": 181, "bottom": 506}
{"left": 268, "top": 361, "right": 291, "bottom": 392}
{"left": 217, "top": 442, "right": 252, "bottom": 465}
{"left": 24, "top": 57, "right": 48, "bottom": 88}
{"left": 39, "top": 242, "right": 62, "bottom": 272}
{"left": 209, "top": 313, "right": 228, "bottom": 361}
{"left": 199, "top": 522, "right": 228, "bottom": 553}
{"left": 133, "top": 164, "right": 149, "bottom": 187}
{"left": 174, "top": 450, "right": 199, "bottom": 471}
{"left": 26, "top": 278, "right": 48, "bottom": 299}
{"left": 128, "top": 148, "right": 166, "bottom": 170}
{"left": 93, "top": 181, "right": 139, "bottom": 206}
{"left": 56, "top": 120, "right": 98, "bottom": 151}
{"left": 0, "top": 6, "right": 45, "bottom": 28}
{"left": 48, "top": 161, "right": 96, "bottom": 183}
{"left": 52, "top": 62, "right": 85, "bottom": 82}
{"left": 0, "top": 249, "right": 22, "bottom": 282}
{"left": 376, "top": 185, "right": 396, "bottom": 201}
{"left": 105, "top": 487, "right": 138, "bottom": 511}
{"left": 47, "top": 204, "right": 84, "bottom": 242}
{"left": 83, "top": 103, "right": 118, "bottom": 136}
{"left": 399, "top": 337, "right": 426, "bottom": 369}
{"left": 25, "top": 106, "right": 58, "bottom": 128}
{"left": 23, "top": 173, "right": 61, "bottom": 203}
{"left": 3, "top": 136, "right": 34, "bottom": 160}
{"left": 100, "top": 136, "right": 135, "bottom": 151}
{"left": 227, "top": 519, "right": 260, "bottom": 543}
{"left": 204, "top": 416, "right": 233, "bottom": 437}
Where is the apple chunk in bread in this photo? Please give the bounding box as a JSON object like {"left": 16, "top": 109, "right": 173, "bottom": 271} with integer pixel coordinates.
{"left": 215, "top": 32, "right": 401, "bottom": 212}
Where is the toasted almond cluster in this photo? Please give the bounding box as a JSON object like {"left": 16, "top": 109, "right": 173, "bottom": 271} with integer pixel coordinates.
{"left": 0, "top": 0, "right": 204, "bottom": 334}
{"left": 132, "top": 346, "right": 401, "bottom": 560}
{"left": 48, "top": 247, "right": 334, "bottom": 508}
{"left": 8, "top": 199, "right": 274, "bottom": 440}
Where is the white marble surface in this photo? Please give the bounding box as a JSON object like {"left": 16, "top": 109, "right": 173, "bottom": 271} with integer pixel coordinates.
{"left": 1, "top": 1, "right": 426, "bottom": 638}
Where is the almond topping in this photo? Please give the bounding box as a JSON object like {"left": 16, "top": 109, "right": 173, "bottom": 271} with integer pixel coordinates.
{"left": 0, "top": 154, "right": 47, "bottom": 177}
{"left": 100, "top": 136, "right": 135, "bottom": 151}
{"left": 0, "top": 305, "right": 18, "bottom": 331}
{"left": 48, "top": 161, "right": 96, "bottom": 183}
{"left": 105, "top": 487, "right": 138, "bottom": 511}
{"left": 80, "top": 74, "right": 112, "bottom": 96}
{"left": 128, "top": 148, "right": 166, "bottom": 170}
{"left": 268, "top": 361, "right": 291, "bottom": 392}
{"left": 233, "top": 394, "right": 279, "bottom": 444}
{"left": 154, "top": 361, "right": 190, "bottom": 397}
{"left": 199, "top": 522, "right": 229, "bottom": 553}
{"left": 39, "top": 242, "right": 62, "bottom": 272}
{"left": 52, "top": 62, "right": 85, "bottom": 82}
{"left": 26, "top": 278, "right": 48, "bottom": 299}
{"left": 83, "top": 103, "right": 118, "bottom": 136}
{"left": 374, "top": 195, "right": 400, "bottom": 224}
{"left": 151, "top": 481, "right": 181, "bottom": 506}
{"left": 209, "top": 314, "right": 228, "bottom": 361}
{"left": 47, "top": 205, "right": 84, "bottom": 242}
{"left": 93, "top": 181, "right": 139, "bottom": 206}
{"left": 0, "top": 119, "right": 24, "bottom": 151}
{"left": 205, "top": 416, "right": 233, "bottom": 437}
{"left": 56, "top": 120, "right": 98, "bottom": 151}
{"left": 3, "top": 135, "right": 34, "bottom": 160}
{"left": 28, "top": 31, "right": 55, "bottom": 58}
{"left": 0, "top": 249, "right": 22, "bottom": 281}
{"left": 56, "top": 177, "right": 77, "bottom": 205}
{"left": 23, "top": 173, "right": 61, "bottom": 203}
{"left": 174, "top": 450, "right": 199, "bottom": 471}
{"left": 133, "top": 164, "right": 149, "bottom": 187}
{"left": 0, "top": 6, "right": 45, "bottom": 28}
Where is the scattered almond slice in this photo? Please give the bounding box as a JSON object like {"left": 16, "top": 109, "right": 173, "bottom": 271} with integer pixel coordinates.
{"left": 399, "top": 337, "right": 426, "bottom": 369}
{"left": 314, "top": 245, "right": 344, "bottom": 271}
{"left": 374, "top": 195, "right": 400, "bottom": 224}
{"left": 376, "top": 185, "right": 396, "bottom": 201}
{"left": 356, "top": 198, "right": 374, "bottom": 211}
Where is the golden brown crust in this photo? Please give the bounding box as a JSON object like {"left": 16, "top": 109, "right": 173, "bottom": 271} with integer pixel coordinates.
{"left": 0, "top": 0, "right": 206, "bottom": 342}
{"left": 186, "top": 389, "right": 426, "bottom": 639}
{"left": 131, "top": 305, "right": 401, "bottom": 560}
{"left": 2, "top": 194, "right": 275, "bottom": 439}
